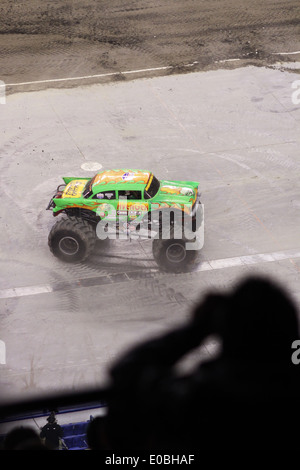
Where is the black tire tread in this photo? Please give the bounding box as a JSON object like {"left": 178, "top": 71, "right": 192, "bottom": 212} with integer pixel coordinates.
{"left": 152, "top": 237, "right": 198, "bottom": 272}
{"left": 48, "top": 216, "right": 96, "bottom": 262}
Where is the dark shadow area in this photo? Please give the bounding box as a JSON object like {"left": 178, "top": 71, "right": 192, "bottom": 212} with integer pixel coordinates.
{"left": 1, "top": 275, "right": 300, "bottom": 450}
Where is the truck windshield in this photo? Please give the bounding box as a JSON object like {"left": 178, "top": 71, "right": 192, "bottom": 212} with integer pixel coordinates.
{"left": 82, "top": 175, "right": 97, "bottom": 198}
{"left": 144, "top": 174, "right": 160, "bottom": 199}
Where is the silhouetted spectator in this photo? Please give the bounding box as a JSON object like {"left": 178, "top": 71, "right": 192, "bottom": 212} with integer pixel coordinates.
{"left": 40, "top": 412, "right": 63, "bottom": 450}
{"left": 105, "top": 276, "right": 300, "bottom": 449}
{"left": 86, "top": 415, "right": 110, "bottom": 450}
{"left": 3, "top": 426, "right": 46, "bottom": 450}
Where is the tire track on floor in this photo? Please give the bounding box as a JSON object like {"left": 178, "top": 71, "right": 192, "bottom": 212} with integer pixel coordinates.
{"left": 1, "top": 248, "right": 300, "bottom": 300}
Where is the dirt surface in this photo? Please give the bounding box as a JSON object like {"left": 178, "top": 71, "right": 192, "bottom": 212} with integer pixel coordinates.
{"left": 0, "top": 0, "right": 299, "bottom": 93}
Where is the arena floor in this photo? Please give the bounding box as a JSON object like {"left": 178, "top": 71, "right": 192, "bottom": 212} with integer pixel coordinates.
{"left": 0, "top": 1, "right": 299, "bottom": 410}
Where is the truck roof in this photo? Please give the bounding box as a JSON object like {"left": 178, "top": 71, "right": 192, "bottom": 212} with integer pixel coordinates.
{"left": 92, "top": 169, "right": 151, "bottom": 191}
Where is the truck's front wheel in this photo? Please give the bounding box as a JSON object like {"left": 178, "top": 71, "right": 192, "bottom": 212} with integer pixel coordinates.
{"left": 48, "top": 216, "right": 96, "bottom": 262}
{"left": 152, "top": 237, "right": 198, "bottom": 272}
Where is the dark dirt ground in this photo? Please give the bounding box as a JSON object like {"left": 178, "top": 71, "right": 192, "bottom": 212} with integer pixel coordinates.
{"left": 0, "top": 0, "right": 299, "bottom": 93}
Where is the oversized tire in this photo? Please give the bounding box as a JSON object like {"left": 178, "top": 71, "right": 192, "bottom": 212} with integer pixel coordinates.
{"left": 152, "top": 237, "right": 198, "bottom": 272}
{"left": 48, "top": 216, "right": 96, "bottom": 262}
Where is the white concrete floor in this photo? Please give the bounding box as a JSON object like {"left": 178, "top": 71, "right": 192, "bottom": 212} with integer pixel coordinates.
{"left": 0, "top": 65, "right": 300, "bottom": 406}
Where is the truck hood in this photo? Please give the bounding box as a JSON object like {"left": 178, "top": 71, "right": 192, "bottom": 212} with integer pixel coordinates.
{"left": 156, "top": 179, "right": 199, "bottom": 206}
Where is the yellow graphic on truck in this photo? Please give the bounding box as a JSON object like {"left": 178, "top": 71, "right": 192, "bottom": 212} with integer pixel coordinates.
{"left": 93, "top": 169, "right": 150, "bottom": 187}
{"left": 117, "top": 201, "right": 149, "bottom": 219}
{"left": 62, "top": 180, "right": 86, "bottom": 199}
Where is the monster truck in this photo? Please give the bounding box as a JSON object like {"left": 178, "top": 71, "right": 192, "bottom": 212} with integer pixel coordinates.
{"left": 46, "top": 169, "right": 203, "bottom": 271}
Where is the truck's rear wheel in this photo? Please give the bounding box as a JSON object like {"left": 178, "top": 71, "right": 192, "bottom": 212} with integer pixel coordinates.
{"left": 48, "top": 216, "right": 96, "bottom": 262}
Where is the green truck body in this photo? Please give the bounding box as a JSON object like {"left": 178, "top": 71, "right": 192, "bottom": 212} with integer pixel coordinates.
{"left": 46, "top": 169, "right": 203, "bottom": 270}
{"left": 47, "top": 169, "right": 201, "bottom": 224}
